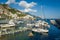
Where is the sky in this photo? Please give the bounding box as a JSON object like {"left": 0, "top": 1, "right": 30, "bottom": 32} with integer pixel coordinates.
{"left": 0, "top": 0, "right": 60, "bottom": 19}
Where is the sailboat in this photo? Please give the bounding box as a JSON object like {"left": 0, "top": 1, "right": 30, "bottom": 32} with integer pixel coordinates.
{"left": 32, "top": 5, "right": 50, "bottom": 33}
{"left": 32, "top": 21, "right": 50, "bottom": 33}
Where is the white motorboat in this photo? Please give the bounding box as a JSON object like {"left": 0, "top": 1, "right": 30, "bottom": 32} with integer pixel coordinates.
{"left": 32, "top": 28, "right": 48, "bottom": 33}
{"left": 8, "top": 19, "right": 15, "bottom": 26}
{"left": 32, "top": 20, "right": 50, "bottom": 33}
{"left": 50, "top": 20, "right": 56, "bottom": 25}
{"left": 0, "top": 19, "right": 15, "bottom": 27}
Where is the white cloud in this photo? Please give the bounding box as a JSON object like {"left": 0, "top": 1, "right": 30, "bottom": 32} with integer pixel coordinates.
{"left": 19, "top": 1, "right": 37, "bottom": 13}
{"left": 18, "top": 8, "right": 37, "bottom": 13}
{"left": 5, "top": 0, "right": 37, "bottom": 13}
{"left": 6, "top": 0, "right": 15, "bottom": 4}
{"left": 19, "top": 1, "right": 36, "bottom": 8}
{"left": 24, "top": 8, "right": 37, "bottom": 12}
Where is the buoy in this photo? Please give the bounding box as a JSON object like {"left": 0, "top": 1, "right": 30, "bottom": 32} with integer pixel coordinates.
{"left": 28, "top": 32, "right": 33, "bottom": 37}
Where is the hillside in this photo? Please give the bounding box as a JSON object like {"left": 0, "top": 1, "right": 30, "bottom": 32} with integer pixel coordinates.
{"left": 0, "top": 4, "right": 41, "bottom": 21}
{"left": 0, "top": 4, "right": 27, "bottom": 20}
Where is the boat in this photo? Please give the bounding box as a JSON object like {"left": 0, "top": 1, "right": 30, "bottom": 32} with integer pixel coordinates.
{"left": 50, "top": 19, "right": 60, "bottom": 29}
{"left": 32, "top": 28, "right": 48, "bottom": 33}
{"left": 28, "top": 32, "right": 33, "bottom": 37}
{"left": 0, "top": 19, "right": 16, "bottom": 36}
{"left": 50, "top": 20, "right": 56, "bottom": 25}
{"left": 31, "top": 5, "right": 50, "bottom": 33}
{"left": 0, "top": 19, "right": 15, "bottom": 28}
{"left": 8, "top": 19, "right": 15, "bottom": 26}
{"left": 31, "top": 20, "right": 50, "bottom": 33}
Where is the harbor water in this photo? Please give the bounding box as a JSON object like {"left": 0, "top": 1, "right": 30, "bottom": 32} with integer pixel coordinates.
{"left": 0, "top": 19, "right": 60, "bottom": 40}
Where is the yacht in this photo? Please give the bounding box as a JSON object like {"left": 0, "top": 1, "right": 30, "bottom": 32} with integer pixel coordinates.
{"left": 32, "top": 28, "right": 48, "bottom": 33}
{"left": 50, "top": 20, "right": 56, "bottom": 25}
{"left": 0, "top": 19, "right": 16, "bottom": 36}
{"left": 32, "top": 5, "right": 50, "bottom": 33}
{"left": 32, "top": 20, "right": 50, "bottom": 33}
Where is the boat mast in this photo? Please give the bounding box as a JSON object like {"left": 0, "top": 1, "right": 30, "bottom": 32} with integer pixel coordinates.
{"left": 41, "top": 5, "right": 45, "bottom": 20}
{"left": 41, "top": 5, "right": 46, "bottom": 29}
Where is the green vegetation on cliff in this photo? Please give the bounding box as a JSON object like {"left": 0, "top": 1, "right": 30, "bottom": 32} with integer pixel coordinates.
{"left": 8, "top": 8, "right": 16, "bottom": 14}
{"left": 0, "top": 4, "right": 27, "bottom": 19}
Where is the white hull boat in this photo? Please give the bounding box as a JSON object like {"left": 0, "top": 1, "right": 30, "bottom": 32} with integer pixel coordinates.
{"left": 32, "top": 28, "right": 48, "bottom": 33}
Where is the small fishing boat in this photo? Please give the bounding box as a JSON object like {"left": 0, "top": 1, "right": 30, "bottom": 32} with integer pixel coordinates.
{"left": 28, "top": 32, "right": 33, "bottom": 37}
